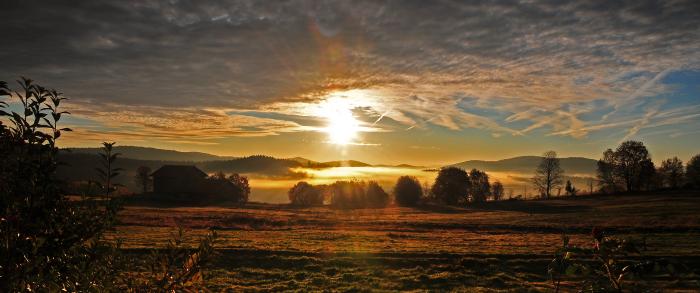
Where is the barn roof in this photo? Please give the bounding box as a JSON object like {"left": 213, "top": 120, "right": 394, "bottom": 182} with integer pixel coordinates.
{"left": 151, "top": 165, "right": 207, "bottom": 178}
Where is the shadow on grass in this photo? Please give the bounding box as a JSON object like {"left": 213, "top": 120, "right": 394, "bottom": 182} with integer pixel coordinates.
{"left": 469, "top": 200, "right": 593, "bottom": 214}
{"left": 412, "top": 200, "right": 592, "bottom": 214}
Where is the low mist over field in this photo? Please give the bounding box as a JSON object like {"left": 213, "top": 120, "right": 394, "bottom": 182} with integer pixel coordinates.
{"left": 58, "top": 146, "right": 597, "bottom": 202}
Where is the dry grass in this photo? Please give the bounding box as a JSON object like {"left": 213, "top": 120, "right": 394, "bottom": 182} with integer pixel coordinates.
{"left": 111, "top": 192, "right": 700, "bottom": 291}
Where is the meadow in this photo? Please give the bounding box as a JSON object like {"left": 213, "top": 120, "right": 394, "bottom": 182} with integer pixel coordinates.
{"left": 114, "top": 192, "right": 700, "bottom": 291}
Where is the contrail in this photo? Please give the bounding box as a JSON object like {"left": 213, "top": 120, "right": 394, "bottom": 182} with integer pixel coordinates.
{"left": 371, "top": 109, "right": 392, "bottom": 126}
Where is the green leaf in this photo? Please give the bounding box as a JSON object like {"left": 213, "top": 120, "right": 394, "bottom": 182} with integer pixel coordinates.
{"left": 565, "top": 265, "right": 577, "bottom": 275}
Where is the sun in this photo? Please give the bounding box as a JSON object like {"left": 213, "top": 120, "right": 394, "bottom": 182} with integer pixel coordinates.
{"left": 326, "top": 107, "right": 359, "bottom": 145}
{"left": 318, "top": 98, "right": 360, "bottom": 145}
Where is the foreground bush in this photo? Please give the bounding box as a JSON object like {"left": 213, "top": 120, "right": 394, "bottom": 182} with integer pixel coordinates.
{"left": 0, "top": 78, "right": 216, "bottom": 291}
{"left": 289, "top": 181, "right": 324, "bottom": 206}
{"left": 549, "top": 228, "right": 679, "bottom": 292}
{"left": 394, "top": 176, "right": 423, "bottom": 206}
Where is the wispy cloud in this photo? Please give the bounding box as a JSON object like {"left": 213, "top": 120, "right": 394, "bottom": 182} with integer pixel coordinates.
{"left": 1, "top": 0, "right": 699, "bottom": 146}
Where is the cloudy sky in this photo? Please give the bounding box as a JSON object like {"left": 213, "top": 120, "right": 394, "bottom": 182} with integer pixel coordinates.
{"left": 2, "top": 0, "right": 699, "bottom": 165}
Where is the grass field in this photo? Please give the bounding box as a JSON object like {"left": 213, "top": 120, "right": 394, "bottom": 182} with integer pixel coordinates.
{"left": 113, "top": 192, "right": 700, "bottom": 291}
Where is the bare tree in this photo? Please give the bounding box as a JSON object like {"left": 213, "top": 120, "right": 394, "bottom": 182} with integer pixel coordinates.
{"left": 135, "top": 166, "right": 152, "bottom": 194}
{"left": 491, "top": 181, "right": 504, "bottom": 201}
{"left": 532, "top": 151, "right": 564, "bottom": 199}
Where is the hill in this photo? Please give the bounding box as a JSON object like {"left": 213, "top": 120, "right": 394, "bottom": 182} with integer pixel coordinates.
{"left": 56, "top": 153, "right": 309, "bottom": 191}
{"left": 451, "top": 156, "right": 597, "bottom": 175}
{"left": 288, "top": 157, "right": 374, "bottom": 168}
{"left": 315, "top": 160, "right": 372, "bottom": 168}
{"left": 66, "top": 146, "right": 236, "bottom": 162}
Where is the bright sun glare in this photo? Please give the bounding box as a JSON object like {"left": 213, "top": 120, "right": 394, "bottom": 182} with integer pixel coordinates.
{"left": 318, "top": 97, "right": 361, "bottom": 145}
{"left": 325, "top": 102, "right": 359, "bottom": 145}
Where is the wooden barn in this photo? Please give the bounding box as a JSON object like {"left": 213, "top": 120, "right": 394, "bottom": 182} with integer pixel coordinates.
{"left": 151, "top": 165, "right": 208, "bottom": 194}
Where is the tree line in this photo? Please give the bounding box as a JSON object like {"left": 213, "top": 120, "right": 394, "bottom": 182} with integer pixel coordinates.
{"left": 288, "top": 141, "right": 699, "bottom": 208}
{"left": 597, "top": 140, "right": 699, "bottom": 193}
{"left": 531, "top": 141, "right": 700, "bottom": 198}
{"left": 288, "top": 168, "right": 506, "bottom": 208}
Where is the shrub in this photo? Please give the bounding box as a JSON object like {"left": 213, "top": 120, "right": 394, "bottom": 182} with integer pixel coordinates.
{"left": 365, "top": 181, "right": 390, "bottom": 208}
{"left": 394, "top": 176, "right": 423, "bottom": 206}
{"left": 0, "top": 78, "right": 121, "bottom": 291}
{"left": 431, "top": 167, "right": 469, "bottom": 205}
{"left": 549, "top": 228, "right": 678, "bottom": 292}
{"left": 289, "top": 181, "right": 324, "bottom": 206}
{"left": 330, "top": 180, "right": 366, "bottom": 209}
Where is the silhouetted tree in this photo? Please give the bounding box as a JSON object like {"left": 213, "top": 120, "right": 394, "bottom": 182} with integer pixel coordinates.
{"left": 431, "top": 167, "right": 469, "bottom": 205}
{"left": 597, "top": 149, "right": 618, "bottom": 193}
{"left": 206, "top": 172, "right": 250, "bottom": 203}
{"left": 228, "top": 173, "right": 250, "bottom": 203}
{"left": 687, "top": 154, "right": 700, "bottom": 189}
{"left": 659, "top": 157, "right": 684, "bottom": 189}
{"left": 96, "top": 142, "right": 122, "bottom": 197}
{"left": 135, "top": 166, "right": 152, "bottom": 194}
{"left": 365, "top": 181, "right": 390, "bottom": 208}
{"left": 639, "top": 159, "right": 658, "bottom": 191}
{"left": 330, "top": 180, "right": 366, "bottom": 208}
{"left": 491, "top": 181, "right": 504, "bottom": 201}
{"left": 469, "top": 169, "right": 490, "bottom": 203}
{"left": 422, "top": 180, "right": 432, "bottom": 200}
{"left": 613, "top": 141, "right": 651, "bottom": 192}
{"left": 288, "top": 181, "right": 323, "bottom": 206}
{"left": 394, "top": 176, "right": 423, "bottom": 206}
{"left": 532, "top": 151, "right": 564, "bottom": 199}
{"left": 597, "top": 149, "right": 619, "bottom": 193}
{"left": 565, "top": 180, "right": 577, "bottom": 196}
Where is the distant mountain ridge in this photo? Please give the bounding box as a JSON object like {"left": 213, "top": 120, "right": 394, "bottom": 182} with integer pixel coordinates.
{"left": 67, "top": 146, "right": 237, "bottom": 162}
{"left": 58, "top": 146, "right": 598, "bottom": 193}
{"left": 450, "top": 156, "right": 597, "bottom": 175}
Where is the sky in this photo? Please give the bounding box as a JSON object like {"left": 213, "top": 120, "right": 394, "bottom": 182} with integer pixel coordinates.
{"left": 1, "top": 0, "right": 699, "bottom": 165}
